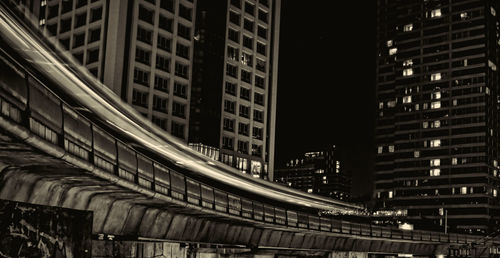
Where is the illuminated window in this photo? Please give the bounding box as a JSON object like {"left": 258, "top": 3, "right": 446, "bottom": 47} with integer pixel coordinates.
{"left": 460, "top": 187, "right": 467, "bottom": 194}
{"left": 431, "top": 91, "right": 441, "bottom": 99}
{"left": 422, "top": 121, "right": 428, "bottom": 128}
{"left": 378, "top": 146, "right": 383, "bottom": 154}
{"left": 403, "top": 23, "right": 413, "bottom": 32}
{"left": 491, "top": 6, "right": 496, "bottom": 16}
{"left": 39, "top": 19, "right": 46, "bottom": 26}
{"left": 403, "top": 59, "right": 413, "bottom": 67}
{"left": 379, "top": 102, "right": 384, "bottom": 109}
{"left": 452, "top": 99, "right": 457, "bottom": 106}
{"left": 430, "top": 159, "right": 440, "bottom": 167}
{"left": 460, "top": 12, "right": 468, "bottom": 19}
{"left": 389, "top": 48, "right": 397, "bottom": 55}
{"left": 431, "top": 73, "right": 441, "bottom": 81}
{"left": 403, "top": 95, "right": 412, "bottom": 103}
{"left": 452, "top": 158, "right": 457, "bottom": 165}
{"left": 386, "top": 40, "right": 393, "bottom": 47}
{"left": 388, "top": 191, "right": 393, "bottom": 198}
{"left": 431, "top": 101, "right": 441, "bottom": 109}
{"left": 415, "top": 103, "right": 419, "bottom": 110}
{"left": 494, "top": 189, "right": 498, "bottom": 197}
{"left": 495, "top": 160, "right": 498, "bottom": 167}
{"left": 387, "top": 100, "right": 396, "bottom": 108}
{"left": 430, "top": 168, "right": 440, "bottom": 176}
{"left": 307, "top": 189, "right": 313, "bottom": 193}
{"left": 431, "top": 9, "right": 441, "bottom": 17}
{"left": 430, "top": 139, "right": 441, "bottom": 147}
{"left": 403, "top": 68, "right": 413, "bottom": 76}
{"left": 433, "top": 120, "right": 440, "bottom": 128}
{"left": 389, "top": 145, "right": 394, "bottom": 153}
{"left": 414, "top": 151, "right": 420, "bottom": 158}
{"left": 489, "top": 60, "right": 497, "bottom": 71}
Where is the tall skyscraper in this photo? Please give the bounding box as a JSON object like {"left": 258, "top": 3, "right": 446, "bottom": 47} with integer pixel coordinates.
{"left": 188, "top": 0, "right": 280, "bottom": 180}
{"left": 375, "top": 0, "right": 500, "bottom": 233}
{"left": 33, "top": 0, "right": 196, "bottom": 141}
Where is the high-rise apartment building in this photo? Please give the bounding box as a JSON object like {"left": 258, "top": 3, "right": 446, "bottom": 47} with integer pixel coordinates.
{"left": 275, "top": 146, "right": 351, "bottom": 201}
{"left": 188, "top": 0, "right": 280, "bottom": 180}
{"left": 32, "top": 0, "right": 196, "bottom": 141}
{"left": 375, "top": 0, "right": 500, "bottom": 233}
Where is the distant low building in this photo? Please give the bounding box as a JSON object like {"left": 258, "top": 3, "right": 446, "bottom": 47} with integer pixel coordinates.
{"left": 275, "top": 145, "right": 351, "bottom": 201}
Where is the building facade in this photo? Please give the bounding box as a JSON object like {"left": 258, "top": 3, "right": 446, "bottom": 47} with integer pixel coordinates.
{"left": 33, "top": 0, "right": 196, "bottom": 141}
{"left": 188, "top": 0, "right": 280, "bottom": 180}
{"left": 375, "top": 0, "right": 500, "bottom": 233}
{"left": 275, "top": 146, "right": 351, "bottom": 201}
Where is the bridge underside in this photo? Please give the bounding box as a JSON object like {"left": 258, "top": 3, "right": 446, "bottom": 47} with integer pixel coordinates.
{"left": 0, "top": 130, "right": 450, "bottom": 256}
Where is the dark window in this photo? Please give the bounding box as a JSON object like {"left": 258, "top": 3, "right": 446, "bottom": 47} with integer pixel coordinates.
{"left": 243, "top": 36, "right": 253, "bottom": 49}
{"left": 159, "top": 15, "right": 173, "bottom": 32}
{"left": 230, "top": 0, "right": 241, "bottom": 8}
{"left": 89, "top": 68, "right": 98, "bottom": 77}
{"left": 254, "top": 109, "right": 263, "bottom": 122}
{"left": 152, "top": 116, "right": 167, "bottom": 130}
{"left": 153, "top": 95, "right": 167, "bottom": 112}
{"left": 73, "top": 52, "right": 84, "bottom": 64}
{"left": 134, "top": 68, "right": 150, "bottom": 86}
{"left": 224, "top": 100, "right": 235, "bottom": 114}
{"left": 160, "top": 0, "right": 174, "bottom": 13}
{"left": 253, "top": 127, "right": 263, "bottom": 140}
{"left": 135, "top": 47, "right": 151, "bottom": 65}
{"left": 228, "top": 29, "right": 239, "bottom": 43}
{"left": 255, "top": 75, "right": 265, "bottom": 88}
{"left": 175, "top": 62, "right": 189, "bottom": 78}
{"left": 178, "top": 23, "right": 191, "bottom": 40}
{"left": 61, "top": 0, "right": 73, "bottom": 13}
{"left": 132, "top": 89, "right": 149, "bottom": 107}
{"left": 256, "top": 58, "right": 265, "bottom": 72}
{"left": 179, "top": 4, "right": 192, "bottom": 21}
{"left": 87, "top": 48, "right": 99, "bottom": 64}
{"left": 245, "top": 2, "right": 255, "bottom": 16}
{"left": 59, "top": 38, "right": 70, "bottom": 49}
{"left": 144, "top": 0, "right": 155, "bottom": 5}
{"left": 75, "top": 12, "right": 87, "bottom": 28}
{"left": 156, "top": 55, "right": 170, "bottom": 72}
{"left": 225, "top": 82, "right": 237, "bottom": 95}
{"left": 48, "top": 4, "right": 59, "bottom": 19}
{"left": 174, "top": 82, "right": 187, "bottom": 98}
{"left": 241, "top": 70, "right": 252, "bottom": 83}
{"left": 154, "top": 76, "right": 169, "bottom": 93}
{"left": 47, "top": 23, "right": 57, "bottom": 36}
{"left": 254, "top": 92, "right": 264, "bottom": 105}
{"left": 90, "top": 7, "right": 102, "bottom": 22}
{"left": 172, "top": 102, "right": 186, "bottom": 118}
{"left": 227, "top": 46, "right": 239, "bottom": 61}
{"left": 226, "top": 64, "right": 238, "bottom": 78}
{"left": 76, "top": 0, "right": 88, "bottom": 9}
{"left": 222, "top": 137, "right": 234, "bottom": 150}
{"left": 60, "top": 18, "right": 71, "bottom": 33}
{"left": 244, "top": 19, "right": 254, "bottom": 32}
{"left": 252, "top": 144, "right": 262, "bottom": 156}
{"left": 260, "top": 0, "right": 268, "bottom": 7}
{"left": 258, "top": 9, "right": 268, "bottom": 23}
{"left": 157, "top": 34, "right": 171, "bottom": 51}
{"left": 73, "top": 33, "right": 85, "bottom": 48}
{"left": 238, "top": 123, "right": 249, "bottom": 136}
{"left": 257, "top": 42, "right": 266, "bottom": 55}
{"left": 171, "top": 122, "right": 185, "bottom": 138}
{"left": 176, "top": 43, "right": 189, "bottom": 59}
{"left": 223, "top": 118, "right": 235, "bottom": 132}
{"left": 139, "top": 5, "right": 154, "bottom": 24}
{"left": 240, "top": 87, "right": 250, "bottom": 100}
{"left": 137, "top": 26, "right": 152, "bottom": 44}
{"left": 239, "top": 105, "right": 249, "bottom": 118}
{"left": 238, "top": 141, "right": 248, "bottom": 154}
{"left": 89, "top": 28, "right": 101, "bottom": 43}
{"left": 229, "top": 11, "right": 240, "bottom": 25}
{"left": 257, "top": 26, "right": 267, "bottom": 39}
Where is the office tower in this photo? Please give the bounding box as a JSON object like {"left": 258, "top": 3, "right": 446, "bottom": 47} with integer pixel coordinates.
{"left": 34, "top": 0, "right": 196, "bottom": 141}
{"left": 188, "top": 0, "right": 280, "bottom": 180}
{"left": 375, "top": 0, "right": 500, "bottom": 233}
{"left": 275, "top": 146, "right": 351, "bottom": 201}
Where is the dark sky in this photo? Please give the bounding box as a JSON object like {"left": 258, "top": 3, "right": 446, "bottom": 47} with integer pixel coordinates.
{"left": 275, "top": 2, "right": 377, "bottom": 197}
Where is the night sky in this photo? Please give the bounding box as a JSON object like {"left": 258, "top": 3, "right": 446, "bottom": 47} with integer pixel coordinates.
{"left": 275, "top": 2, "right": 377, "bottom": 197}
